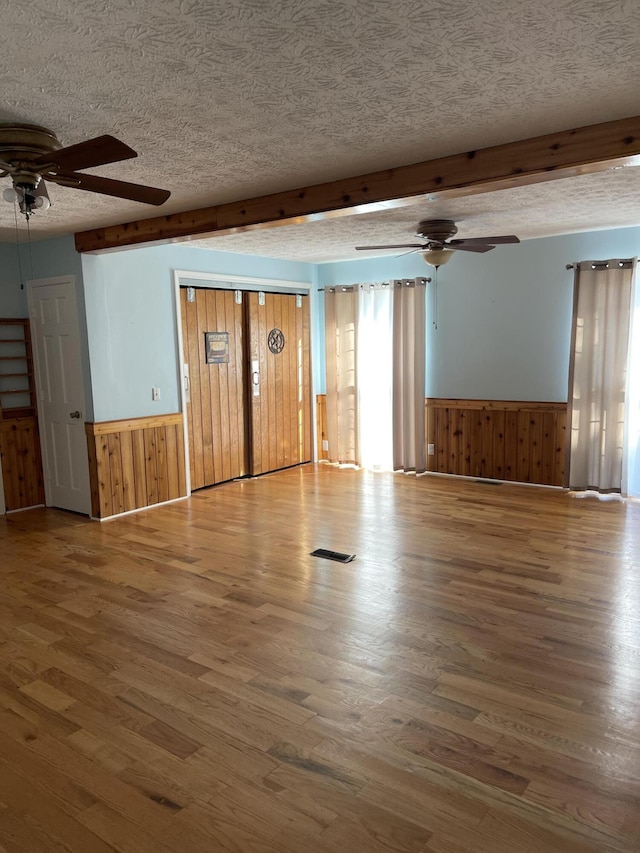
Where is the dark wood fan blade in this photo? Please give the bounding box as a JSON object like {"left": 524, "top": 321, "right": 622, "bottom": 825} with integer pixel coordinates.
{"left": 49, "top": 171, "right": 170, "bottom": 205}
{"left": 446, "top": 242, "right": 494, "bottom": 253}
{"left": 32, "top": 135, "right": 137, "bottom": 173}
{"left": 450, "top": 235, "right": 520, "bottom": 245}
{"left": 355, "top": 243, "right": 425, "bottom": 250}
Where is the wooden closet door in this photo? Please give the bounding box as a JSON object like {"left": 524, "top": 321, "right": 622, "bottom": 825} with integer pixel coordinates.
{"left": 180, "top": 288, "right": 247, "bottom": 490}
{"left": 246, "top": 292, "right": 311, "bottom": 475}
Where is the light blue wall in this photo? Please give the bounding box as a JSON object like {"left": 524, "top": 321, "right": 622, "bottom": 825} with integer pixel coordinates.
{"left": 29, "top": 235, "right": 84, "bottom": 282}
{"left": 0, "top": 243, "right": 29, "bottom": 316}
{"left": 81, "top": 244, "right": 313, "bottom": 421}
{"left": 317, "top": 226, "right": 640, "bottom": 401}
{"left": 3, "top": 225, "right": 639, "bottom": 425}
{"left": 0, "top": 235, "right": 84, "bottom": 315}
{"left": 0, "top": 236, "right": 93, "bottom": 418}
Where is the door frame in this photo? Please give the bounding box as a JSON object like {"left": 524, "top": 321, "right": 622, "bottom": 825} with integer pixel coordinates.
{"left": 26, "top": 274, "right": 91, "bottom": 515}
{"left": 173, "top": 270, "right": 317, "bottom": 495}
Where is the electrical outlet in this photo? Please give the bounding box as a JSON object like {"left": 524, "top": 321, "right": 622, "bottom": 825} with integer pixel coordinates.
{"left": 428, "top": 443, "right": 435, "bottom": 455}
{"left": 152, "top": 387, "right": 161, "bottom": 401}
{"left": 322, "top": 439, "right": 329, "bottom": 451}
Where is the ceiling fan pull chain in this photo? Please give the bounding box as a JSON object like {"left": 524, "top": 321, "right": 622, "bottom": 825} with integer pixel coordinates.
{"left": 13, "top": 201, "right": 24, "bottom": 289}
{"left": 26, "top": 212, "right": 34, "bottom": 282}
{"left": 433, "top": 268, "right": 438, "bottom": 330}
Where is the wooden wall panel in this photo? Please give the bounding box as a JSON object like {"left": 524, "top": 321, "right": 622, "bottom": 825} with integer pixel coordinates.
{"left": 426, "top": 399, "right": 567, "bottom": 486}
{"left": 108, "top": 432, "right": 125, "bottom": 516}
{"left": 315, "top": 395, "right": 566, "bottom": 486}
{"left": 492, "top": 410, "right": 506, "bottom": 480}
{"left": 0, "top": 417, "right": 45, "bottom": 510}
{"left": 119, "top": 431, "right": 136, "bottom": 513}
{"left": 85, "top": 413, "right": 186, "bottom": 519}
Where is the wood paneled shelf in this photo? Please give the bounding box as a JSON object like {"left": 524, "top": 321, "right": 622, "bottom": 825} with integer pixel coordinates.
{"left": 0, "top": 318, "right": 37, "bottom": 420}
{"left": 0, "top": 318, "right": 45, "bottom": 510}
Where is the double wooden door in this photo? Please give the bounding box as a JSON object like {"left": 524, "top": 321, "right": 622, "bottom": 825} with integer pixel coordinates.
{"left": 180, "top": 287, "right": 311, "bottom": 490}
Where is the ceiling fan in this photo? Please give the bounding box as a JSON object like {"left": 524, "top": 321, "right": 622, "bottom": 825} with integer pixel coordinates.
{"left": 0, "top": 123, "right": 170, "bottom": 219}
{"left": 356, "top": 219, "right": 520, "bottom": 267}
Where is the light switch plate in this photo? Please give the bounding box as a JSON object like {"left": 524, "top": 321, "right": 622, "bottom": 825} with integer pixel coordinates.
{"left": 152, "top": 387, "right": 161, "bottom": 401}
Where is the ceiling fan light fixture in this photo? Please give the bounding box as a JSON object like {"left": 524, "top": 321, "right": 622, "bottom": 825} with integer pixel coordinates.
{"left": 0, "top": 123, "right": 171, "bottom": 217}
{"left": 2, "top": 186, "right": 17, "bottom": 203}
{"left": 421, "top": 248, "right": 454, "bottom": 268}
{"left": 355, "top": 220, "right": 520, "bottom": 264}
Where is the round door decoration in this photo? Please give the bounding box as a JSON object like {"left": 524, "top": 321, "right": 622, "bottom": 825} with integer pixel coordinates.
{"left": 268, "top": 328, "right": 285, "bottom": 354}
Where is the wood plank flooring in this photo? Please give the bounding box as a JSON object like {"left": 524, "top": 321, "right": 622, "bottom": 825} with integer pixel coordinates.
{"left": 1, "top": 465, "right": 639, "bottom": 852}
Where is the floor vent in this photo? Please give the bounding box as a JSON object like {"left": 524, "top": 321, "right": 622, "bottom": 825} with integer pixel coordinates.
{"left": 310, "top": 549, "right": 356, "bottom": 563}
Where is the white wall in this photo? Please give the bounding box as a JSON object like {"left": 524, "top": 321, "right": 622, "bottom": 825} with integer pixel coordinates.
{"left": 317, "top": 225, "right": 640, "bottom": 401}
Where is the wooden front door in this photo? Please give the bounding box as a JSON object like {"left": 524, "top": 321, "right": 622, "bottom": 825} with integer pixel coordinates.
{"left": 246, "top": 292, "right": 311, "bottom": 475}
{"left": 181, "top": 287, "right": 311, "bottom": 490}
{"left": 180, "top": 287, "right": 247, "bottom": 490}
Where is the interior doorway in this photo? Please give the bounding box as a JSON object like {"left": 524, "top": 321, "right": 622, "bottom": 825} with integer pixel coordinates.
{"left": 178, "top": 279, "right": 312, "bottom": 491}
{"left": 27, "top": 276, "right": 91, "bottom": 515}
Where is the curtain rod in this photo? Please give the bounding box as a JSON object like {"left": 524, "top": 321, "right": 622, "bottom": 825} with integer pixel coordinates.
{"left": 566, "top": 259, "right": 634, "bottom": 270}
{"left": 318, "top": 278, "right": 431, "bottom": 291}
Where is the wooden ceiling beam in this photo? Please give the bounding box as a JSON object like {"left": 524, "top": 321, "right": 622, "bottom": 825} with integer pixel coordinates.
{"left": 75, "top": 115, "right": 640, "bottom": 253}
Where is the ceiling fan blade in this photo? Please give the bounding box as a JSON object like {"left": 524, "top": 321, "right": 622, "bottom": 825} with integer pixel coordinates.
{"left": 450, "top": 235, "right": 520, "bottom": 246}
{"left": 49, "top": 171, "right": 170, "bottom": 205}
{"left": 446, "top": 242, "right": 495, "bottom": 253}
{"left": 32, "top": 135, "right": 137, "bottom": 173}
{"left": 355, "top": 243, "right": 425, "bottom": 251}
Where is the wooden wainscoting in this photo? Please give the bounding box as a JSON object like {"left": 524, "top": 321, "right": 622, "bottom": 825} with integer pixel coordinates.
{"left": 316, "top": 394, "right": 329, "bottom": 461}
{"left": 426, "top": 398, "right": 567, "bottom": 486}
{"left": 85, "top": 413, "right": 187, "bottom": 519}
{"left": 0, "top": 417, "right": 45, "bottom": 510}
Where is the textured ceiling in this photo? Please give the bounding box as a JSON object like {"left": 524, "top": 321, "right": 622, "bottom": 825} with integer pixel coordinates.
{"left": 189, "top": 167, "right": 640, "bottom": 262}
{"left": 1, "top": 0, "right": 639, "bottom": 261}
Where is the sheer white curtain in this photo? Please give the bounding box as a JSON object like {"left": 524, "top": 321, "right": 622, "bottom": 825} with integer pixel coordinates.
{"left": 357, "top": 284, "right": 394, "bottom": 470}
{"left": 393, "top": 279, "right": 427, "bottom": 473}
{"left": 624, "top": 267, "right": 640, "bottom": 497}
{"left": 568, "top": 260, "right": 635, "bottom": 493}
{"left": 324, "top": 278, "right": 427, "bottom": 471}
{"left": 324, "top": 287, "right": 359, "bottom": 465}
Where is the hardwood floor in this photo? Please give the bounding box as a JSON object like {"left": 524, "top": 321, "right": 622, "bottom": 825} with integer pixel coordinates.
{"left": 1, "top": 465, "right": 639, "bottom": 852}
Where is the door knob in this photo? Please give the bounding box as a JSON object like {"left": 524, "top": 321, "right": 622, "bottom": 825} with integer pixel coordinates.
{"left": 69, "top": 411, "right": 82, "bottom": 419}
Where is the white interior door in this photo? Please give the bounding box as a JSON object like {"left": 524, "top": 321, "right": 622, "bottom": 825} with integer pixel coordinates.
{"left": 27, "top": 276, "right": 91, "bottom": 515}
